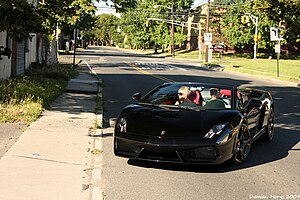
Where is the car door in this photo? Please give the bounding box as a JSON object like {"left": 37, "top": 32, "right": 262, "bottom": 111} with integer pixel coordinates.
{"left": 237, "top": 90, "right": 261, "bottom": 138}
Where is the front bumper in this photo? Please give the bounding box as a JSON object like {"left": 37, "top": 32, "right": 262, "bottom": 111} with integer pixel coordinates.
{"left": 114, "top": 132, "right": 236, "bottom": 165}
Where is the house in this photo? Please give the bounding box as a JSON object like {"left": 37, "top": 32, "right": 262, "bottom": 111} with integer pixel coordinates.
{"left": 186, "top": 3, "right": 227, "bottom": 52}
{"left": 0, "top": 0, "right": 39, "bottom": 80}
{"left": 185, "top": 4, "right": 207, "bottom": 51}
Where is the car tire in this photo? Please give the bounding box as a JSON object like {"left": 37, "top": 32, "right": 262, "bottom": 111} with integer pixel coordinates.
{"left": 263, "top": 107, "right": 275, "bottom": 142}
{"left": 232, "top": 124, "right": 252, "bottom": 165}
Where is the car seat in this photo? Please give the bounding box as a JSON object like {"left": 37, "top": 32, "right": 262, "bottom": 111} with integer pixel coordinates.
{"left": 188, "top": 90, "right": 203, "bottom": 106}
{"left": 220, "top": 89, "right": 231, "bottom": 98}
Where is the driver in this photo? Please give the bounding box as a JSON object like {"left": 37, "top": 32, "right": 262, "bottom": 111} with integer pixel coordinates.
{"left": 175, "top": 86, "right": 194, "bottom": 106}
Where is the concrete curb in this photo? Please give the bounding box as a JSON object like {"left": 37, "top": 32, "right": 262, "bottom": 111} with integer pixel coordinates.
{"left": 82, "top": 60, "right": 105, "bottom": 200}
{"left": 82, "top": 60, "right": 104, "bottom": 128}
{"left": 90, "top": 129, "right": 104, "bottom": 200}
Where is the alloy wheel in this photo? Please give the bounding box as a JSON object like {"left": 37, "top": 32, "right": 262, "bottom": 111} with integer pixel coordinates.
{"left": 232, "top": 124, "right": 251, "bottom": 165}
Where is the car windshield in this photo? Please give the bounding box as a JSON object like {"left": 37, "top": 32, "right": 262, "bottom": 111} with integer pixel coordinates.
{"left": 141, "top": 83, "right": 232, "bottom": 110}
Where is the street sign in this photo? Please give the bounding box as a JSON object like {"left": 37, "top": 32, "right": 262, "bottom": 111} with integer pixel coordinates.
{"left": 204, "top": 33, "right": 212, "bottom": 42}
{"left": 270, "top": 27, "right": 279, "bottom": 41}
{"left": 204, "top": 41, "right": 212, "bottom": 46}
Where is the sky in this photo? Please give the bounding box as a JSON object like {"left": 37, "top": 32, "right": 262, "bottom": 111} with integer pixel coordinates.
{"left": 94, "top": 0, "right": 210, "bottom": 15}
{"left": 94, "top": 0, "right": 119, "bottom": 16}
{"left": 192, "top": 0, "right": 209, "bottom": 8}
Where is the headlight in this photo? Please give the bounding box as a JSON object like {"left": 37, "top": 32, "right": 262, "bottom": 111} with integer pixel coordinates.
{"left": 204, "top": 123, "right": 227, "bottom": 139}
{"left": 116, "top": 117, "right": 127, "bottom": 133}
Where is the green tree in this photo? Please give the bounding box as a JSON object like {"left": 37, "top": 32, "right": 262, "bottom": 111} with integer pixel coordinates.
{"left": 69, "top": 0, "right": 97, "bottom": 30}
{"left": 60, "top": 1, "right": 97, "bottom": 49}
{"left": 37, "top": 0, "right": 96, "bottom": 34}
{"left": 218, "top": 1, "right": 256, "bottom": 51}
{"left": 216, "top": 0, "right": 300, "bottom": 55}
{"left": 119, "top": 0, "right": 192, "bottom": 51}
{"left": 93, "top": 14, "right": 120, "bottom": 46}
{"left": 0, "top": 0, "right": 40, "bottom": 40}
{"left": 253, "top": 0, "right": 300, "bottom": 54}
{"left": 36, "top": 0, "right": 74, "bottom": 35}
{"left": 119, "top": 0, "right": 152, "bottom": 49}
{"left": 36, "top": 0, "right": 97, "bottom": 63}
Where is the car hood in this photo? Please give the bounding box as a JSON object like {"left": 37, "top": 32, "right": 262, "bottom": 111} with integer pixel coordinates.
{"left": 118, "top": 104, "right": 242, "bottom": 138}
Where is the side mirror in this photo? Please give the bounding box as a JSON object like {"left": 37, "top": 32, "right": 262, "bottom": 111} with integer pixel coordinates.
{"left": 132, "top": 93, "right": 142, "bottom": 101}
{"left": 248, "top": 98, "right": 262, "bottom": 108}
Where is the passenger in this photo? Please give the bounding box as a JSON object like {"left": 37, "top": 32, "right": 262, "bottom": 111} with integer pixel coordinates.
{"left": 203, "top": 88, "right": 226, "bottom": 109}
{"left": 175, "top": 86, "right": 195, "bottom": 106}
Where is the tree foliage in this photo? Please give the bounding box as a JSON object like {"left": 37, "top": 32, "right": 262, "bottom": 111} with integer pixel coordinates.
{"left": 93, "top": 14, "right": 121, "bottom": 45}
{"left": 119, "top": 0, "right": 152, "bottom": 49}
{"left": 219, "top": 1, "right": 257, "bottom": 51}
{"left": 253, "top": 0, "right": 300, "bottom": 47}
{"left": 37, "top": 0, "right": 97, "bottom": 34}
{"left": 0, "top": 0, "right": 40, "bottom": 40}
{"left": 68, "top": 0, "right": 97, "bottom": 31}
{"left": 119, "top": 0, "right": 193, "bottom": 50}
{"left": 0, "top": 0, "right": 97, "bottom": 40}
{"left": 218, "top": 0, "right": 300, "bottom": 53}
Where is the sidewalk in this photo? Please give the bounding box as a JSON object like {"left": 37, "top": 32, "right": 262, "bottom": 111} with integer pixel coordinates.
{"left": 0, "top": 65, "right": 102, "bottom": 200}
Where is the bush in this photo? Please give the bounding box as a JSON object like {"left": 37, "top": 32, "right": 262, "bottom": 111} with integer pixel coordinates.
{"left": 0, "top": 98, "right": 42, "bottom": 124}
{"left": 0, "top": 63, "right": 78, "bottom": 124}
{"left": 27, "top": 63, "right": 78, "bottom": 81}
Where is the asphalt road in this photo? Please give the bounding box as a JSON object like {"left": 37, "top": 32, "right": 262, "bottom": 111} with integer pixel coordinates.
{"left": 0, "top": 124, "right": 27, "bottom": 158}
{"left": 77, "top": 46, "right": 300, "bottom": 200}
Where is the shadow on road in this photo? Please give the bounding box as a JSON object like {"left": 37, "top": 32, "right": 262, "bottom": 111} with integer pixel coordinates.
{"left": 76, "top": 49, "right": 160, "bottom": 59}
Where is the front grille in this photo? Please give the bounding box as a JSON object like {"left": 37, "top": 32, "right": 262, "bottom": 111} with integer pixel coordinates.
{"left": 193, "top": 146, "right": 218, "bottom": 159}
{"left": 179, "top": 146, "right": 218, "bottom": 162}
{"left": 138, "top": 150, "right": 181, "bottom": 162}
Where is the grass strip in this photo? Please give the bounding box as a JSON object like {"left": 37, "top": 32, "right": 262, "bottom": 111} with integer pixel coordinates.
{"left": 142, "top": 48, "right": 299, "bottom": 82}
{"left": 0, "top": 63, "right": 78, "bottom": 124}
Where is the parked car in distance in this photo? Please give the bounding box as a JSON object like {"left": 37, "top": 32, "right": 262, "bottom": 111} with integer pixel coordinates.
{"left": 211, "top": 45, "right": 224, "bottom": 53}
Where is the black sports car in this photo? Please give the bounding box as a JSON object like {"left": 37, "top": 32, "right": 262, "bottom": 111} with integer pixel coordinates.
{"left": 114, "top": 82, "right": 275, "bottom": 165}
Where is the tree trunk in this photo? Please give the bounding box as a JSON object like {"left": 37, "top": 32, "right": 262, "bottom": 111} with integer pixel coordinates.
{"left": 47, "top": 39, "right": 58, "bottom": 65}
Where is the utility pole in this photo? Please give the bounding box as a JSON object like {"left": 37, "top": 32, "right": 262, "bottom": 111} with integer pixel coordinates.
{"left": 205, "top": 0, "right": 210, "bottom": 62}
{"left": 245, "top": 13, "right": 259, "bottom": 60}
{"left": 171, "top": 0, "right": 175, "bottom": 58}
{"left": 153, "top": 3, "right": 175, "bottom": 57}
{"left": 198, "top": 23, "right": 202, "bottom": 61}
{"left": 254, "top": 16, "right": 258, "bottom": 60}
{"left": 276, "top": 24, "right": 283, "bottom": 77}
{"left": 72, "top": 29, "right": 78, "bottom": 70}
